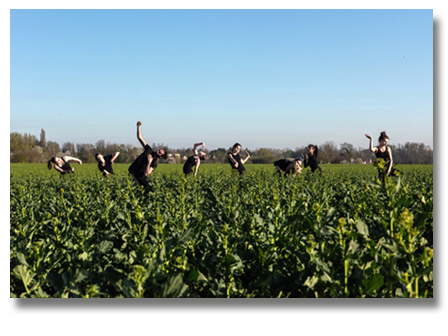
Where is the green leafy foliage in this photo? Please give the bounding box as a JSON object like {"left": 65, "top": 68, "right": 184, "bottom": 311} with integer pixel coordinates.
{"left": 10, "top": 163, "right": 433, "bottom": 297}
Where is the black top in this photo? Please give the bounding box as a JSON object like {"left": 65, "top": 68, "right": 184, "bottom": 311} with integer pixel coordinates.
{"left": 60, "top": 157, "right": 72, "bottom": 171}
{"left": 98, "top": 154, "right": 114, "bottom": 175}
{"left": 183, "top": 155, "right": 198, "bottom": 174}
{"left": 228, "top": 152, "right": 246, "bottom": 174}
{"left": 375, "top": 147, "right": 391, "bottom": 162}
{"left": 128, "top": 144, "right": 158, "bottom": 178}
{"left": 304, "top": 154, "right": 320, "bottom": 173}
{"left": 274, "top": 159, "right": 296, "bottom": 175}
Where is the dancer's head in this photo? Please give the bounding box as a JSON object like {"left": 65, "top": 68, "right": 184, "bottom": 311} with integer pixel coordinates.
{"left": 47, "top": 157, "right": 56, "bottom": 170}
{"left": 308, "top": 144, "right": 319, "bottom": 158}
{"left": 155, "top": 148, "right": 167, "bottom": 159}
{"left": 198, "top": 151, "right": 206, "bottom": 160}
{"left": 95, "top": 153, "right": 104, "bottom": 163}
{"left": 378, "top": 131, "right": 389, "bottom": 146}
{"left": 232, "top": 143, "right": 242, "bottom": 154}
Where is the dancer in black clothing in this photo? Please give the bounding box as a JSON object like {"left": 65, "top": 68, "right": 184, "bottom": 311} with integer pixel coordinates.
{"left": 228, "top": 143, "right": 250, "bottom": 175}
{"left": 274, "top": 157, "right": 303, "bottom": 178}
{"left": 95, "top": 151, "right": 120, "bottom": 177}
{"left": 128, "top": 121, "right": 167, "bottom": 187}
{"left": 47, "top": 156, "right": 82, "bottom": 175}
{"left": 365, "top": 131, "right": 402, "bottom": 177}
{"left": 183, "top": 142, "right": 206, "bottom": 177}
{"left": 304, "top": 144, "right": 322, "bottom": 174}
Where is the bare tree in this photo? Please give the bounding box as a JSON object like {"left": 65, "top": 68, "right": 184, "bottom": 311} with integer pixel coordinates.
{"left": 319, "top": 141, "right": 339, "bottom": 164}
{"left": 339, "top": 142, "right": 356, "bottom": 163}
{"left": 39, "top": 129, "right": 46, "bottom": 148}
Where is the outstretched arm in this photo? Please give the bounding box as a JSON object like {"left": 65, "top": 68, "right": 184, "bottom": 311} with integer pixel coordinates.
{"left": 111, "top": 152, "right": 120, "bottom": 163}
{"left": 365, "top": 134, "right": 377, "bottom": 153}
{"left": 193, "top": 142, "right": 205, "bottom": 155}
{"left": 136, "top": 121, "right": 147, "bottom": 148}
{"left": 241, "top": 150, "right": 251, "bottom": 164}
{"left": 62, "top": 156, "right": 82, "bottom": 165}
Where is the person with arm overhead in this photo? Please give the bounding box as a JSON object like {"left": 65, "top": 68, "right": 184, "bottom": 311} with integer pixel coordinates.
{"left": 95, "top": 151, "right": 120, "bottom": 177}
{"left": 227, "top": 143, "right": 250, "bottom": 175}
{"left": 128, "top": 121, "right": 167, "bottom": 187}
{"left": 47, "top": 156, "right": 82, "bottom": 175}
{"left": 365, "top": 131, "right": 402, "bottom": 178}
{"left": 183, "top": 142, "right": 206, "bottom": 177}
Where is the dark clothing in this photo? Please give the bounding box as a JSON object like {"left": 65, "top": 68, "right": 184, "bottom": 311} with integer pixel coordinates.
{"left": 304, "top": 154, "right": 321, "bottom": 174}
{"left": 58, "top": 157, "right": 73, "bottom": 175}
{"left": 128, "top": 144, "right": 158, "bottom": 179}
{"left": 228, "top": 152, "right": 246, "bottom": 175}
{"left": 375, "top": 146, "right": 402, "bottom": 177}
{"left": 274, "top": 159, "right": 296, "bottom": 175}
{"left": 183, "top": 155, "right": 198, "bottom": 176}
{"left": 98, "top": 154, "right": 114, "bottom": 177}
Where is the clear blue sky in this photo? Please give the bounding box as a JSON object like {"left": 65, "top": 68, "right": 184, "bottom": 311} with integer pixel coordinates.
{"left": 10, "top": 9, "right": 433, "bottom": 150}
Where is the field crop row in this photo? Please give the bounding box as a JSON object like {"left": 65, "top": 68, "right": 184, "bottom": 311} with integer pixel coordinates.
{"left": 10, "top": 163, "right": 433, "bottom": 297}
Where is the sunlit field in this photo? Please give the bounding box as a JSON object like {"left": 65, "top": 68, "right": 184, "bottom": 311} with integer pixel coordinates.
{"left": 10, "top": 163, "right": 433, "bottom": 298}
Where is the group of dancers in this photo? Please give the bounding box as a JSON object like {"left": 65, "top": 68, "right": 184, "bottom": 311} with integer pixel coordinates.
{"left": 47, "top": 121, "right": 400, "bottom": 187}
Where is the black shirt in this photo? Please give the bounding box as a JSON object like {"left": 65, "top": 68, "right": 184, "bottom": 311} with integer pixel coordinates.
{"left": 304, "top": 154, "right": 321, "bottom": 173}
{"left": 98, "top": 154, "right": 114, "bottom": 175}
{"left": 128, "top": 144, "right": 158, "bottom": 178}
{"left": 228, "top": 152, "right": 246, "bottom": 174}
{"left": 183, "top": 155, "right": 198, "bottom": 174}
{"left": 375, "top": 147, "right": 391, "bottom": 162}
{"left": 274, "top": 159, "right": 296, "bottom": 175}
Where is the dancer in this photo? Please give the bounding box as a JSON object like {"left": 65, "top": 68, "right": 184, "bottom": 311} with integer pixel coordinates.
{"left": 47, "top": 156, "right": 82, "bottom": 175}
{"left": 274, "top": 157, "right": 303, "bottom": 178}
{"left": 95, "top": 151, "right": 120, "bottom": 177}
{"left": 183, "top": 142, "right": 206, "bottom": 177}
{"left": 365, "top": 132, "right": 402, "bottom": 177}
{"left": 228, "top": 143, "right": 250, "bottom": 175}
{"left": 304, "top": 144, "right": 322, "bottom": 174}
{"left": 128, "top": 121, "right": 167, "bottom": 187}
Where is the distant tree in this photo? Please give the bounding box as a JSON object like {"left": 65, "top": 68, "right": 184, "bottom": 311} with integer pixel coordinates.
{"left": 319, "top": 141, "right": 339, "bottom": 164}
{"left": 339, "top": 142, "right": 356, "bottom": 163}
{"left": 62, "top": 142, "right": 76, "bottom": 156}
{"left": 76, "top": 143, "right": 95, "bottom": 162}
{"left": 95, "top": 140, "right": 106, "bottom": 154}
{"left": 46, "top": 141, "right": 61, "bottom": 158}
{"left": 251, "top": 148, "right": 275, "bottom": 164}
{"left": 39, "top": 129, "right": 46, "bottom": 148}
{"left": 209, "top": 148, "right": 229, "bottom": 163}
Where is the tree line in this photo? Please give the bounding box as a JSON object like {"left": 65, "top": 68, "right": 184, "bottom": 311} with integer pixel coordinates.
{"left": 10, "top": 130, "right": 433, "bottom": 165}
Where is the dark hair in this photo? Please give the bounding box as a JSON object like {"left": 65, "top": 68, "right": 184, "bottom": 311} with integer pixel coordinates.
{"left": 308, "top": 144, "right": 319, "bottom": 158}
{"left": 47, "top": 157, "right": 56, "bottom": 170}
{"left": 199, "top": 152, "right": 206, "bottom": 161}
{"left": 379, "top": 131, "right": 389, "bottom": 142}
{"left": 232, "top": 143, "right": 242, "bottom": 151}
{"left": 95, "top": 153, "right": 100, "bottom": 160}
{"left": 159, "top": 148, "right": 168, "bottom": 160}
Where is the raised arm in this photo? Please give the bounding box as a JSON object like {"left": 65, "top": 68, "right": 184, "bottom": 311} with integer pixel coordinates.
{"left": 365, "top": 134, "right": 377, "bottom": 153}
{"left": 241, "top": 150, "right": 251, "bottom": 164}
{"left": 62, "top": 156, "right": 82, "bottom": 165}
{"left": 137, "top": 121, "right": 147, "bottom": 148}
{"left": 111, "top": 152, "right": 120, "bottom": 163}
{"left": 193, "top": 142, "right": 205, "bottom": 155}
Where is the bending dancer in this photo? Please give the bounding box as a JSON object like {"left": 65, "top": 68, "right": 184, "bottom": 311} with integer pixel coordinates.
{"left": 228, "top": 143, "right": 250, "bottom": 175}
{"left": 274, "top": 157, "right": 303, "bottom": 178}
{"left": 183, "top": 142, "right": 206, "bottom": 177}
{"left": 95, "top": 151, "right": 120, "bottom": 177}
{"left": 128, "top": 121, "right": 167, "bottom": 187}
{"left": 304, "top": 144, "right": 322, "bottom": 174}
{"left": 365, "top": 131, "right": 402, "bottom": 177}
{"left": 47, "top": 156, "right": 82, "bottom": 175}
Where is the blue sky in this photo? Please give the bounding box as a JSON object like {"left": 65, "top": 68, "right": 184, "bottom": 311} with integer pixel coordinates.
{"left": 10, "top": 9, "right": 433, "bottom": 150}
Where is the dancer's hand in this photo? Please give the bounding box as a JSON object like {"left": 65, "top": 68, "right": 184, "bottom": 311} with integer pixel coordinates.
{"left": 137, "top": 121, "right": 142, "bottom": 127}
{"left": 365, "top": 134, "right": 372, "bottom": 139}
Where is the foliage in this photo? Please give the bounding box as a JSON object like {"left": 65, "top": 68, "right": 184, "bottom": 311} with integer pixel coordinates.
{"left": 10, "top": 163, "right": 433, "bottom": 298}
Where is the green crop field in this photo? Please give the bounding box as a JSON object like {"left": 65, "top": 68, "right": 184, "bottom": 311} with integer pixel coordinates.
{"left": 10, "top": 163, "right": 433, "bottom": 298}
